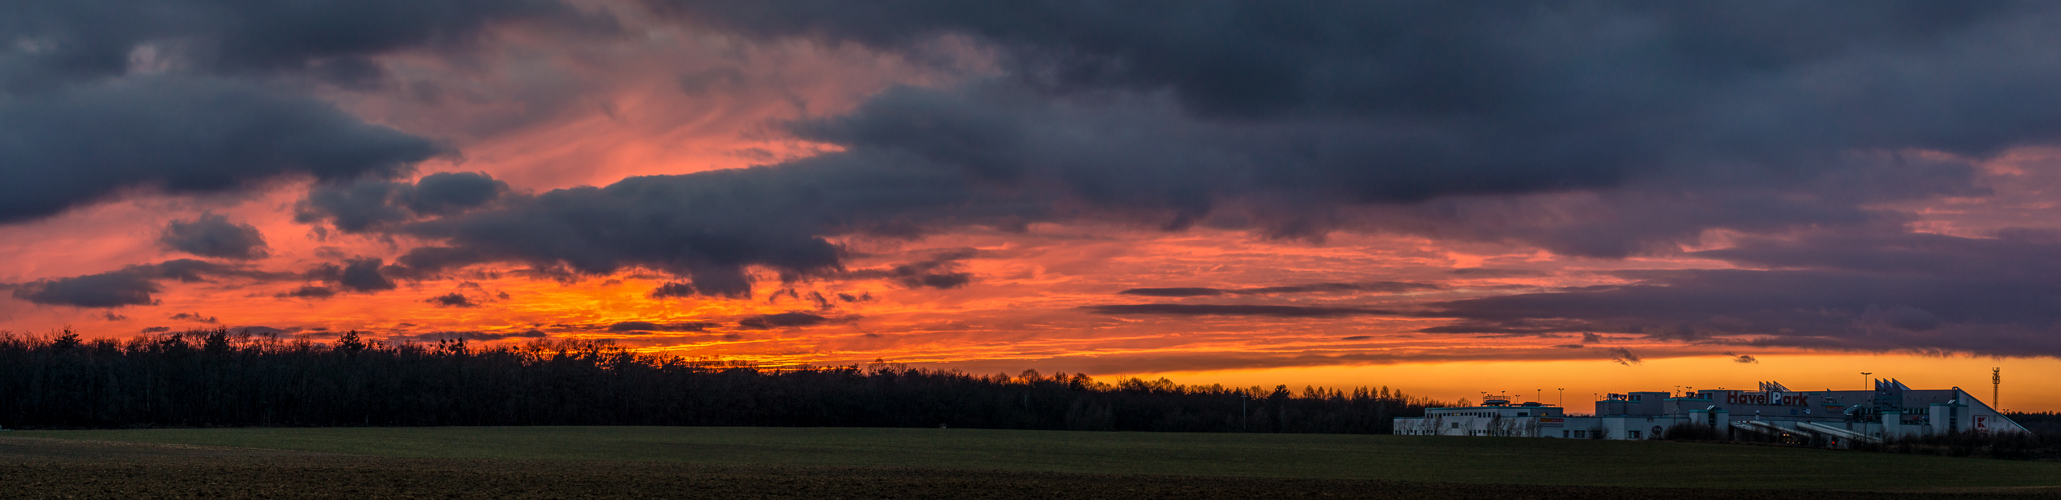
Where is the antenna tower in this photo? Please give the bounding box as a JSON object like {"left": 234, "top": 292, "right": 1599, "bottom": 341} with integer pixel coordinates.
{"left": 1993, "top": 367, "right": 2001, "bottom": 410}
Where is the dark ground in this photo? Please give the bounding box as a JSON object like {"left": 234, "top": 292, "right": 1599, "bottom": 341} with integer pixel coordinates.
{"left": 3, "top": 437, "right": 2059, "bottom": 499}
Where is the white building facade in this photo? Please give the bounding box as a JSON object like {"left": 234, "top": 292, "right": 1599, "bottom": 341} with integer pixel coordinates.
{"left": 1393, "top": 380, "right": 2027, "bottom": 446}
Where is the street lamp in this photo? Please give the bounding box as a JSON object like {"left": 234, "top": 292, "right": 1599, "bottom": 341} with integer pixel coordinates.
{"left": 1557, "top": 388, "right": 1565, "bottom": 407}
{"left": 1861, "top": 372, "right": 1873, "bottom": 391}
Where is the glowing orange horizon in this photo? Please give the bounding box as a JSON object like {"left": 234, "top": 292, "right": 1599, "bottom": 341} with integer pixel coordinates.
{"left": 6, "top": 25, "right": 2061, "bottom": 414}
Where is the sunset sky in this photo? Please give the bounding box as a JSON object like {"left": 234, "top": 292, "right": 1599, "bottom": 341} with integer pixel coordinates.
{"left": 7, "top": 1, "right": 2061, "bottom": 411}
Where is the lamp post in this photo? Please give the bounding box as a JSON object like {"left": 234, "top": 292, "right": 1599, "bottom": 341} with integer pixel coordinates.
{"left": 1557, "top": 388, "right": 1565, "bottom": 407}
{"left": 1862, "top": 372, "right": 1873, "bottom": 391}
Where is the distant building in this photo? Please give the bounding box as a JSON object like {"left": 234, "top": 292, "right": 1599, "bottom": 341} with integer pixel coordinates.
{"left": 1392, "top": 379, "right": 2027, "bottom": 447}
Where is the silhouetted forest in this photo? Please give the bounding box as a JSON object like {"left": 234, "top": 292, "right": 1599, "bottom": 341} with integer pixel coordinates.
{"left": 0, "top": 329, "right": 1446, "bottom": 432}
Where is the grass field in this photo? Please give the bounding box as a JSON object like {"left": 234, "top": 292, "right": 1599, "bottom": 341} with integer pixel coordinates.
{"left": 12, "top": 426, "right": 2061, "bottom": 492}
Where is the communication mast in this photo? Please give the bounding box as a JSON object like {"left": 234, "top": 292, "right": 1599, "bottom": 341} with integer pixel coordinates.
{"left": 1993, "top": 367, "right": 2001, "bottom": 410}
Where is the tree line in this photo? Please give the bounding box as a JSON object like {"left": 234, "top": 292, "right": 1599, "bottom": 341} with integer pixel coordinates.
{"left": 0, "top": 329, "right": 1447, "bottom": 432}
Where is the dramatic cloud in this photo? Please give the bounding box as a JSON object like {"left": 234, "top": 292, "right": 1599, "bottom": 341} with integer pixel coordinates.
{"left": 1083, "top": 304, "right": 1391, "bottom": 318}
{"left": 0, "top": 77, "right": 442, "bottom": 225}
{"left": 265, "top": 2, "right": 2061, "bottom": 316}
{"left": 425, "top": 292, "right": 478, "bottom": 308}
{"left": 11, "top": 269, "right": 160, "bottom": 307}
{"left": 306, "top": 258, "right": 398, "bottom": 292}
{"left": 1607, "top": 348, "right": 1643, "bottom": 367}
{"left": 1120, "top": 282, "right": 1441, "bottom": 297}
{"left": 21, "top": 1, "right": 2061, "bottom": 382}
{"left": 606, "top": 321, "right": 714, "bottom": 333}
{"left": 277, "top": 286, "right": 338, "bottom": 299}
{"left": 0, "top": 0, "right": 614, "bottom": 227}
{"left": 9, "top": 260, "right": 282, "bottom": 307}
{"left": 2, "top": 0, "right": 598, "bottom": 85}
{"left": 169, "top": 312, "right": 217, "bottom": 323}
{"left": 597, "top": 2, "right": 2061, "bottom": 262}
{"left": 648, "top": 282, "right": 702, "bottom": 299}
{"left": 295, "top": 172, "right": 510, "bottom": 232}
{"left": 1116, "top": 288, "right": 1224, "bottom": 298}
{"left": 845, "top": 249, "right": 977, "bottom": 290}
{"left": 388, "top": 159, "right": 1000, "bottom": 297}
{"left": 1422, "top": 230, "right": 2061, "bottom": 356}
{"left": 389, "top": 330, "right": 549, "bottom": 342}
{"left": 737, "top": 312, "right": 836, "bottom": 329}
{"left": 159, "top": 214, "right": 268, "bottom": 260}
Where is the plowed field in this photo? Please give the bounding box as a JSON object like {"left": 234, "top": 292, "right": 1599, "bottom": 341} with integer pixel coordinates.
{"left": 4, "top": 436, "right": 2059, "bottom": 499}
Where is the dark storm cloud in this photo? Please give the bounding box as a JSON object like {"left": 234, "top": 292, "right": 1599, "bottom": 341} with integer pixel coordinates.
{"left": 159, "top": 213, "right": 268, "bottom": 260}
{"left": 618, "top": 1, "right": 2061, "bottom": 256}
{"left": 0, "top": 0, "right": 604, "bottom": 227}
{"left": 8, "top": 260, "right": 288, "bottom": 308}
{"left": 277, "top": 285, "right": 338, "bottom": 299}
{"left": 1420, "top": 231, "right": 2061, "bottom": 356}
{"left": 606, "top": 321, "right": 714, "bottom": 333}
{"left": 305, "top": 258, "right": 399, "bottom": 292}
{"left": 0, "top": 0, "right": 599, "bottom": 86}
{"left": 736, "top": 311, "right": 838, "bottom": 330}
{"left": 1117, "top": 287, "right": 1224, "bottom": 298}
{"left": 648, "top": 282, "right": 700, "bottom": 299}
{"left": 404, "top": 172, "right": 510, "bottom": 215}
{"left": 844, "top": 248, "right": 977, "bottom": 290}
{"left": 388, "top": 155, "right": 1023, "bottom": 298}
{"left": 1082, "top": 304, "right": 1392, "bottom": 318}
{"left": 0, "top": 77, "right": 441, "bottom": 224}
{"left": 1412, "top": 321, "right": 1586, "bottom": 336}
{"left": 251, "top": 1, "right": 2061, "bottom": 309}
{"left": 169, "top": 312, "right": 217, "bottom": 323}
{"left": 1607, "top": 348, "right": 1642, "bottom": 367}
{"left": 778, "top": 79, "right": 1991, "bottom": 256}
{"left": 648, "top": 1, "right": 2016, "bottom": 121}
{"left": 233, "top": 326, "right": 294, "bottom": 337}
{"left": 425, "top": 292, "right": 477, "bottom": 308}
{"left": 230, "top": 0, "right": 2061, "bottom": 363}
{"left": 1120, "top": 282, "right": 1441, "bottom": 297}
{"left": 295, "top": 172, "right": 510, "bottom": 231}
{"left": 12, "top": 269, "right": 160, "bottom": 307}
{"left": 388, "top": 329, "right": 549, "bottom": 342}
{"left": 1449, "top": 268, "right": 1545, "bottom": 277}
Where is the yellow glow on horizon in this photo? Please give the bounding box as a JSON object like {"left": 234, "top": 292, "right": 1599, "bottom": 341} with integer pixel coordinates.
{"left": 1129, "top": 353, "right": 2061, "bottom": 413}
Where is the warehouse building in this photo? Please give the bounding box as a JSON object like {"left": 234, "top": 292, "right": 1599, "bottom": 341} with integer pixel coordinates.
{"left": 1393, "top": 379, "right": 2026, "bottom": 446}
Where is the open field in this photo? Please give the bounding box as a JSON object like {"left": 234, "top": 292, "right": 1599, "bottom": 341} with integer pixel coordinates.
{"left": 8, "top": 427, "right": 2061, "bottom": 495}
{"left": 2, "top": 438, "right": 2058, "bottom": 500}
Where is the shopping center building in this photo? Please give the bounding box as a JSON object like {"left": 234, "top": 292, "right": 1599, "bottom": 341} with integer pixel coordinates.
{"left": 1392, "top": 380, "right": 2026, "bottom": 446}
